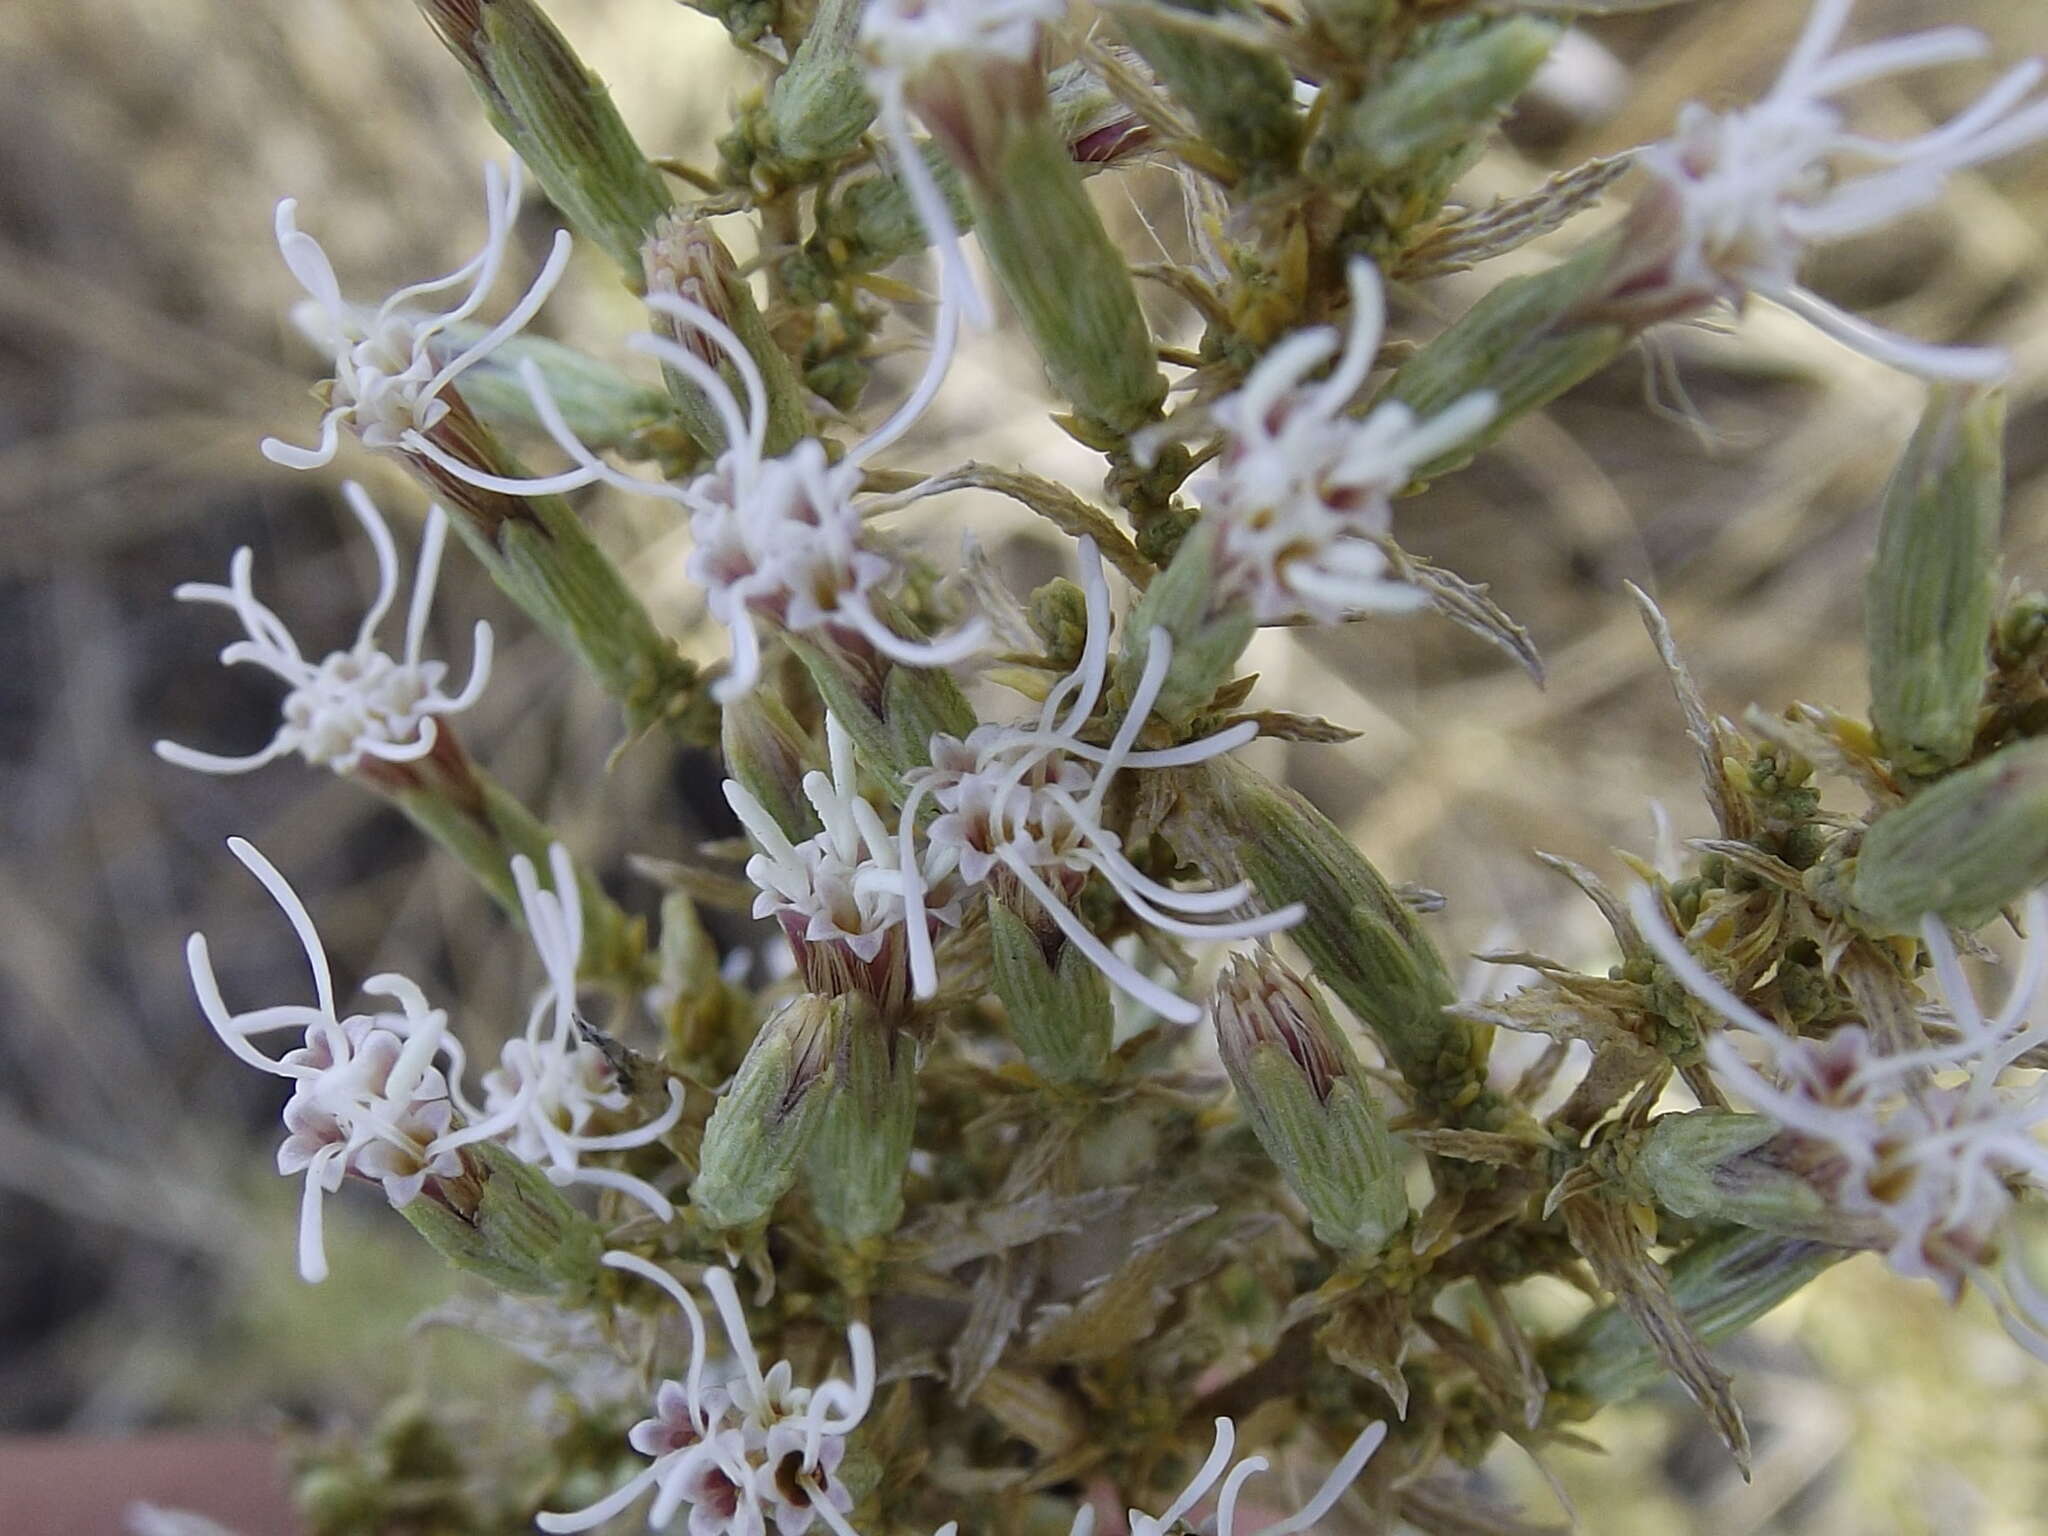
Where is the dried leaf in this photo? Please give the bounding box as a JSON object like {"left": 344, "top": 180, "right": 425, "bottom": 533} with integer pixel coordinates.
{"left": 880, "top": 463, "right": 1152, "bottom": 588}
{"left": 1398, "top": 154, "right": 1634, "bottom": 278}
{"left": 1321, "top": 1290, "right": 1413, "bottom": 1417}
{"left": 1560, "top": 1194, "right": 1752, "bottom": 1475}
{"left": 1224, "top": 708, "right": 1364, "bottom": 744}
{"left": 969, "top": 1364, "right": 1085, "bottom": 1455}
{"left": 1534, "top": 850, "right": 1642, "bottom": 953}
{"left": 1025, "top": 1205, "right": 1232, "bottom": 1363}
{"left": 949, "top": 1251, "right": 1037, "bottom": 1398}
{"left": 1388, "top": 545, "right": 1545, "bottom": 682}
{"left": 1838, "top": 940, "right": 1931, "bottom": 1057}
{"left": 906, "top": 1186, "right": 1135, "bottom": 1271}
{"left": 1628, "top": 584, "right": 1750, "bottom": 841}
{"left": 1404, "top": 1128, "right": 1550, "bottom": 1167}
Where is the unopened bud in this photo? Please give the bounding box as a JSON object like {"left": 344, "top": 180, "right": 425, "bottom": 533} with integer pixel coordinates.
{"left": 1309, "top": 17, "right": 1557, "bottom": 186}
{"left": 1631, "top": 1111, "right": 1887, "bottom": 1247}
{"left": 804, "top": 1001, "right": 918, "bottom": 1243}
{"left": 1115, "top": 521, "right": 1254, "bottom": 729}
{"left": 1027, "top": 577, "right": 1091, "bottom": 667}
{"left": 1172, "top": 757, "right": 1488, "bottom": 1115}
{"left": 1867, "top": 386, "right": 2004, "bottom": 777}
{"left": 692, "top": 994, "right": 842, "bottom": 1231}
{"left": 1116, "top": 0, "right": 1301, "bottom": 180}
{"left": 653, "top": 890, "right": 747, "bottom": 1075}
{"left": 763, "top": 0, "right": 876, "bottom": 168}
{"left": 429, "top": 325, "right": 687, "bottom": 465}
{"left": 911, "top": 58, "right": 1165, "bottom": 438}
{"left": 788, "top": 626, "right": 977, "bottom": 780}
{"left": 417, "top": 0, "right": 674, "bottom": 280}
{"left": 1215, "top": 952, "right": 1407, "bottom": 1257}
{"left": 1851, "top": 737, "right": 2048, "bottom": 931}
{"left": 643, "top": 215, "right": 811, "bottom": 456}
{"left": 988, "top": 896, "right": 1114, "bottom": 1084}
{"left": 398, "top": 1140, "right": 604, "bottom": 1299}
{"left": 722, "top": 690, "right": 826, "bottom": 843}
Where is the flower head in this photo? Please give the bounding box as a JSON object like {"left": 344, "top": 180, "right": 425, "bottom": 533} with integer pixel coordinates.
{"left": 185, "top": 838, "right": 468, "bottom": 1282}
{"left": 539, "top": 1251, "right": 875, "bottom": 1536}
{"left": 1632, "top": 883, "right": 2048, "bottom": 1352}
{"left": 433, "top": 845, "right": 683, "bottom": 1222}
{"left": 156, "top": 484, "right": 491, "bottom": 777}
{"left": 1193, "top": 259, "right": 1497, "bottom": 624}
{"left": 897, "top": 540, "right": 1305, "bottom": 1025}
{"left": 726, "top": 714, "right": 962, "bottom": 1006}
{"left": 262, "top": 161, "right": 571, "bottom": 469}
{"left": 1089, "top": 1415, "right": 1386, "bottom": 1536}
{"left": 1635, "top": 0, "right": 2048, "bottom": 380}
{"left": 430, "top": 286, "right": 985, "bottom": 701}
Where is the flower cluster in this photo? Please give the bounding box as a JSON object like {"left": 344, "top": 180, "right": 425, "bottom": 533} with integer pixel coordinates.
{"left": 1192, "top": 259, "right": 1497, "bottom": 624}
{"left": 262, "top": 160, "right": 570, "bottom": 469}
{"left": 539, "top": 1251, "right": 874, "bottom": 1536}
{"left": 155, "top": 483, "right": 491, "bottom": 776}
{"left": 896, "top": 540, "right": 1304, "bottom": 1025}
{"left": 185, "top": 837, "right": 466, "bottom": 1282}
{"left": 1635, "top": 0, "right": 2048, "bottom": 379}
{"left": 1634, "top": 884, "right": 2048, "bottom": 1349}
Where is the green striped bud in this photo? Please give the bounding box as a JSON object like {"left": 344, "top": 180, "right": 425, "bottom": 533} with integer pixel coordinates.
{"left": 643, "top": 214, "right": 811, "bottom": 457}
{"left": 399, "top": 1141, "right": 604, "bottom": 1299}
{"left": 1850, "top": 737, "right": 2048, "bottom": 931}
{"left": 1114, "top": 522, "right": 1254, "bottom": 730}
{"left": 416, "top": 0, "right": 674, "bottom": 281}
{"left": 1632, "top": 1112, "right": 1887, "bottom": 1247}
{"left": 1386, "top": 231, "right": 1628, "bottom": 473}
{"left": 763, "top": 0, "right": 876, "bottom": 169}
{"left": 1866, "top": 386, "right": 2004, "bottom": 777}
{"left": 1214, "top": 952, "right": 1407, "bottom": 1258}
{"left": 721, "top": 689, "right": 825, "bottom": 843}
{"left": 988, "top": 896, "right": 1114, "bottom": 1085}
{"left": 1171, "top": 757, "right": 1486, "bottom": 1113}
{"left": 427, "top": 325, "right": 690, "bottom": 467}
{"left": 786, "top": 627, "right": 977, "bottom": 786}
{"left": 910, "top": 58, "right": 1165, "bottom": 438}
{"left": 804, "top": 1002, "right": 918, "bottom": 1244}
{"left": 693, "top": 994, "right": 843, "bottom": 1232}
{"left": 1116, "top": 0, "right": 1301, "bottom": 180}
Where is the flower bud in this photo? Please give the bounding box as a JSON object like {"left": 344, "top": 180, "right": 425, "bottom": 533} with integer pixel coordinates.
{"left": 1114, "top": 521, "right": 1254, "bottom": 729}
{"left": 788, "top": 626, "right": 977, "bottom": 781}
{"left": 1116, "top": 0, "right": 1301, "bottom": 180}
{"left": 652, "top": 890, "right": 748, "bottom": 1076}
{"left": 1215, "top": 952, "right": 1407, "bottom": 1258}
{"left": 1866, "top": 386, "right": 2004, "bottom": 777}
{"left": 722, "top": 689, "right": 826, "bottom": 843}
{"left": 1309, "top": 17, "right": 1556, "bottom": 186}
{"left": 416, "top": 0, "right": 674, "bottom": 280}
{"left": 1631, "top": 1111, "right": 1889, "bottom": 1247}
{"left": 1171, "top": 757, "right": 1485, "bottom": 1114}
{"left": 763, "top": 0, "right": 876, "bottom": 169}
{"left": 427, "top": 325, "right": 689, "bottom": 465}
{"left": 692, "top": 993, "right": 842, "bottom": 1231}
{"left": 1851, "top": 737, "right": 2048, "bottom": 931}
{"left": 804, "top": 1001, "right": 918, "bottom": 1243}
{"left": 911, "top": 59, "right": 1165, "bottom": 438}
{"left": 642, "top": 214, "right": 812, "bottom": 457}
{"left": 398, "top": 1140, "right": 605, "bottom": 1299}
{"left": 1386, "top": 232, "right": 1628, "bottom": 474}
{"left": 988, "top": 896, "right": 1114, "bottom": 1084}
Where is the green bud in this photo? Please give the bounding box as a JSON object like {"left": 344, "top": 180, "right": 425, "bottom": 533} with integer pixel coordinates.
{"left": 1027, "top": 577, "right": 1091, "bottom": 666}
{"left": 1866, "top": 386, "right": 2004, "bottom": 777}
{"left": 398, "top": 1141, "right": 604, "bottom": 1299}
{"left": 643, "top": 214, "right": 811, "bottom": 457}
{"left": 1215, "top": 952, "right": 1407, "bottom": 1257}
{"left": 653, "top": 889, "right": 746, "bottom": 1075}
{"left": 1171, "top": 756, "right": 1485, "bottom": 1112}
{"left": 1115, "top": 521, "right": 1254, "bottom": 729}
{"left": 428, "top": 325, "right": 687, "bottom": 464}
{"left": 763, "top": 0, "right": 875, "bottom": 167}
{"left": 988, "top": 896, "right": 1114, "bottom": 1084}
{"left": 804, "top": 1002, "right": 918, "bottom": 1244}
{"left": 1544, "top": 1225, "right": 1843, "bottom": 1413}
{"left": 1386, "top": 231, "right": 1628, "bottom": 472}
{"left": 721, "top": 689, "right": 825, "bottom": 844}
{"left": 1632, "top": 1111, "right": 1887, "bottom": 1246}
{"left": 1310, "top": 18, "right": 1556, "bottom": 185}
{"left": 787, "top": 628, "right": 976, "bottom": 786}
{"left": 911, "top": 58, "right": 1165, "bottom": 438}
{"left": 417, "top": 0, "right": 673, "bottom": 281}
{"left": 693, "top": 994, "right": 841, "bottom": 1231}
{"left": 1116, "top": 0, "right": 1301, "bottom": 179}
{"left": 1851, "top": 737, "right": 2048, "bottom": 931}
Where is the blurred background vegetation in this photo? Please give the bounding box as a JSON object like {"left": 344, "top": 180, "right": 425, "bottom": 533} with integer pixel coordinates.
{"left": 1, "top": 0, "right": 2045, "bottom": 1530}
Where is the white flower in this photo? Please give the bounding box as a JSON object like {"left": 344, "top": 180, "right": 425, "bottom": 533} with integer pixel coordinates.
{"left": 155, "top": 483, "right": 491, "bottom": 776}
{"left": 725, "top": 714, "right": 961, "bottom": 999}
{"left": 1631, "top": 883, "right": 2048, "bottom": 1354}
{"left": 1637, "top": 0, "right": 2048, "bottom": 380}
{"left": 184, "top": 837, "right": 468, "bottom": 1283}
{"left": 436, "top": 846, "right": 685, "bottom": 1222}
{"left": 539, "top": 1251, "right": 876, "bottom": 1536}
{"left": 1073, "top": 1415, "right": 1385, "bottom": 1536}
{"left": 429, "top": 288, "right": 986, "bottom": 702}
{"left": 1194, "top": 259, "right": 1496, "bottom": 624}
{"left": 262, "top": 160, "right": 571, "bottom": 468}
{"left": 857, "top": 0, "right": 1062, "bottom": 77}
{"left": 896, "top": 539, "right": 1305, "bottom": 1025}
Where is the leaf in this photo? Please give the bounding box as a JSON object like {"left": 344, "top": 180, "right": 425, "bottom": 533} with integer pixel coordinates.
{"left": 1320, "top": 1289, "right": 1414, "bottom": 1416}
{"left": 1387, "top": 544, "right": 1545, "bottom": 683}
{"left": 1628, "top": 583, "right": 1751, "bottom": 841}
{"left": 904, "top": 1186, "right": 1136, "bottom": 1271}
{"left": 1560, "top": 1194, "right": 1752, "bottom": 1476}
{"left": 879, "top": 462, "right": 1153, "bottom": 588}
{"left": 1397, "top": 154, "right": 1634, "bottom": 279}
{"left": 1224, "top": 708, "right": 1364, "bottom": 744}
